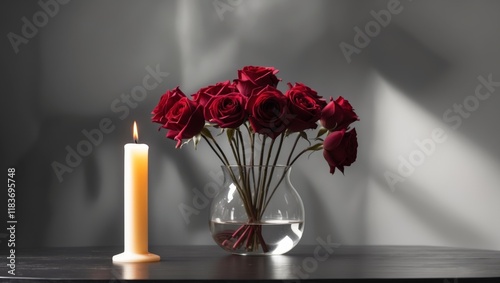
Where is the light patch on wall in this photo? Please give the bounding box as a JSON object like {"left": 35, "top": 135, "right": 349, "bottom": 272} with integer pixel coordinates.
{"left": 370, "top": 71, "right": 444, "bottom": 167}
{"left": 176, "top": 0, "right": 238, "bottom": 92}
{"left": 368, "top": 72, "right": 500, "bottom": 250}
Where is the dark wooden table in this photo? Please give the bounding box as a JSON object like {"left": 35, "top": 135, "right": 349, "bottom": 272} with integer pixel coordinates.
{"left": 2, "top": 245, "right": 500, "bottom": 282}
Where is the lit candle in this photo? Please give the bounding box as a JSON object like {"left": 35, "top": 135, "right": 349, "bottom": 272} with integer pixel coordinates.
{"left": 113, "top": 121, "right": 160, "bottom": 263}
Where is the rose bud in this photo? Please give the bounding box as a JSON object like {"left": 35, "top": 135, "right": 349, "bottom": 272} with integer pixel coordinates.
{"left": 323, "top": 128, "right": 358, "bottom": 174}
{"left": 320, "top": 96, "right": 359, "bottom": 131}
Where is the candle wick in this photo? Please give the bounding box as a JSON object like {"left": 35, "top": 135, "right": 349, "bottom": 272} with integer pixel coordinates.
{"left": 134, "top": 138, "right": 138, "bottom": 144}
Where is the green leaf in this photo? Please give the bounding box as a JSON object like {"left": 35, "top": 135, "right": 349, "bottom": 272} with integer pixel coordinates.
{"left": 200, "top": 127, "right": 214, "bottom": 140}
{"left": 316, "top": 127, "right": 328, "bottom": 139}
{"left": 193, "top": 134, "right": 201, "bottom": 150}
{"left": 306, "top": 143, "right": 323, "bottom": 151}
{"left": 227, "top": 128, "right": 235, "bottom": 141}
{"left": 299, "top": 131, "right": 311, "bottom": 146}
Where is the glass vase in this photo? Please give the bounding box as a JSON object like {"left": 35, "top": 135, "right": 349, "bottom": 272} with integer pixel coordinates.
{"left": 209, "top": 165, "right": 305, "bottom": 255}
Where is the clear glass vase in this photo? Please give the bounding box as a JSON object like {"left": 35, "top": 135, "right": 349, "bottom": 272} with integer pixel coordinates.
{"left": 209, "top": 165, "right": 305, "bottom": 255}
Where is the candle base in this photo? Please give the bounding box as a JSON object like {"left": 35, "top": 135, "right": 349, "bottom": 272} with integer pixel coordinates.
{"left": 112, "top": 252, "right": 160, "bottom": 263}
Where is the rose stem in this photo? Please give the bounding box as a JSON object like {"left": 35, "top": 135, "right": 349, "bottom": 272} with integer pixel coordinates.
{"left": 231, "top": 224, "right": 247, "bottom": 239}
{"left": 232, "top": 225, "right": 251, "bottom": 250}
{"left": 256, "top": 225, "right": 269, "bottom": 252}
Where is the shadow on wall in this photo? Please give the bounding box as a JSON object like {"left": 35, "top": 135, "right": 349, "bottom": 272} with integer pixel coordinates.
{"left": 2, "top": 0, "right": 500, "bottom": 249}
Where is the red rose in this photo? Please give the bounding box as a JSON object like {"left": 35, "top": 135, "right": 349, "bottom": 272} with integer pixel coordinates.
{"left": 234, "top": 66, "right": 280, "bottom": 97}
{"left": 151, "top": 87, "right": 186, "bottom": 125}
{"left": 285, "top": 83, "right": 327, "bottom": 132}
{"left": 192, "top": 81, "right": 237, "bottom": 107}
{"left": 164, "top": 97, "right": 205, "bottom": 148}
{"left": 320, "top": 96, "right": 359, "bottom": 131}
{"left": 246, "top": 85, "right": 289, "bottom": 139}
{"left": 204, "top": 92, "right": 247, "bottom": 128}
{"left": 323, "top": 128, "right": 358, "bottom": 174}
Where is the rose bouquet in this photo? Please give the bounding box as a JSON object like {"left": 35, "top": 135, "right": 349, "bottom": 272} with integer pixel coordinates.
{"left": 152, "top": 66, "right": 358, "bottom": 253}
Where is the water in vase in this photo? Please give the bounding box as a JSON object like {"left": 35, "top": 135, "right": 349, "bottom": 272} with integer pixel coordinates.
{"left": 210, "top": 220, "right": 304, "bottom": 255}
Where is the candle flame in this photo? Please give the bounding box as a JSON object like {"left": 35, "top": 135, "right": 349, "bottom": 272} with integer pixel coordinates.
{"left": 133, "top": 121, "right": 138, "bottom": 143}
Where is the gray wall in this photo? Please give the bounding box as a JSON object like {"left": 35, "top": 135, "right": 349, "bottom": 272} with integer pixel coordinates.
{"left": 2, "top": 0, "right": 500, "bottom": 250}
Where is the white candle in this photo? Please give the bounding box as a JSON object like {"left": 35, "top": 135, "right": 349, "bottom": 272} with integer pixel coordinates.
{"left": 113, "top": 121, "right": 160, "bottom": 263}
